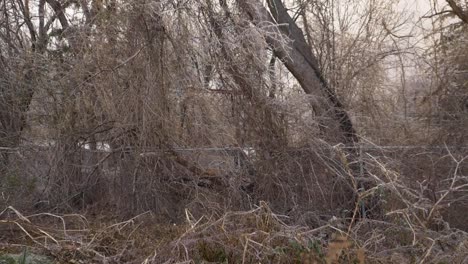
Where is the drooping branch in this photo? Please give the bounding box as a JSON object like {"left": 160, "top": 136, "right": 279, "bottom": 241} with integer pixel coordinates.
{"left": 205, "top": 0, "right": 287, "bottom": 149}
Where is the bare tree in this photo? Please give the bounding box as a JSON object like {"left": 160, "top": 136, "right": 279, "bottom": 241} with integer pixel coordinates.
{"left": 238, "top": 0, "right": 358, "bottom": 144}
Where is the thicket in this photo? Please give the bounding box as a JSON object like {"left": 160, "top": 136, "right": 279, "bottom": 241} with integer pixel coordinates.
{"left": 0, "top": 0, "right": 467, "bottom": 263}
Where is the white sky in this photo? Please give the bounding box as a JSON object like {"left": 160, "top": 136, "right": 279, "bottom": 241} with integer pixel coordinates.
{"left": 399, "top": 0, "right": 433, "bottom": 16}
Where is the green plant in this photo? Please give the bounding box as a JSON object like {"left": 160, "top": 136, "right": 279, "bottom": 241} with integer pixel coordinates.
{"left": 0, "top": 255, "right": 16, "bottom": 264}
{"left": 18, "top": 249, "right": 27, "bottom": 264}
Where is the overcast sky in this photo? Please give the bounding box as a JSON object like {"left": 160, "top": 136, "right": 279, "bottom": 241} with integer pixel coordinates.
{"left": 399, "top": 0, "right": 433, "bottom": 16}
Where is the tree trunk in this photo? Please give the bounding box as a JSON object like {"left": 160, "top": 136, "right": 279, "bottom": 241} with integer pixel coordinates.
{"left": 0, "top": 62, "right": 35, "bottom": 170}
{"left": 238, "top": 0, "right": 358, "bottom": 144}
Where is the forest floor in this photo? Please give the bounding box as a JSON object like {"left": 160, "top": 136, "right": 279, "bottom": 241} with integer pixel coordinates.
{"left": 0, "top": 207, "right": 184, "bottom": 264}
{"left": 1, "top": 204, "right": 468, "bottom": 263}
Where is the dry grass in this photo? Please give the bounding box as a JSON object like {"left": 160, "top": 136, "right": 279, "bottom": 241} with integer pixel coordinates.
{"left": 143, "top": 200, "right": 468, "bottom": 263}
{"left": 1, "top": 171, "right": 468, "bottom": 264}
{"left": 1, "top": 145, "right": 467, "bottom": 264}
{"left": 142, "top": 201, "right": 367, "bottom": 264}
{"left": 0, "top": 207, "right": 184, "bottom": 264}
{"left": 139, "top": 146, "right": 468, "bottom": 264}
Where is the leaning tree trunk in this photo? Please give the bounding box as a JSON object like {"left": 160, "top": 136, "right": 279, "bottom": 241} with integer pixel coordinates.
{"left": 238, "top": 0, "right": 358, "bottom": 144}
{"left": 238, "top": 0, "right": 383, "bottom": 219}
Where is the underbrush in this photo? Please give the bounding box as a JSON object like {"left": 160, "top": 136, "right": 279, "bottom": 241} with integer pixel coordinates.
{"left": 0, "top": 207, "right": 184, "bottom": 263}
{"left": 146, "top": 202, "right": 366, "bottom": 264}
{"left": 1, "top": 146, "right": 467, "bottom": 263}
{"left": 1, "top": 202, "right": 467, "bottom": 264}
{"left": 145, "top": 201, "right": 468, "bottom": 263}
